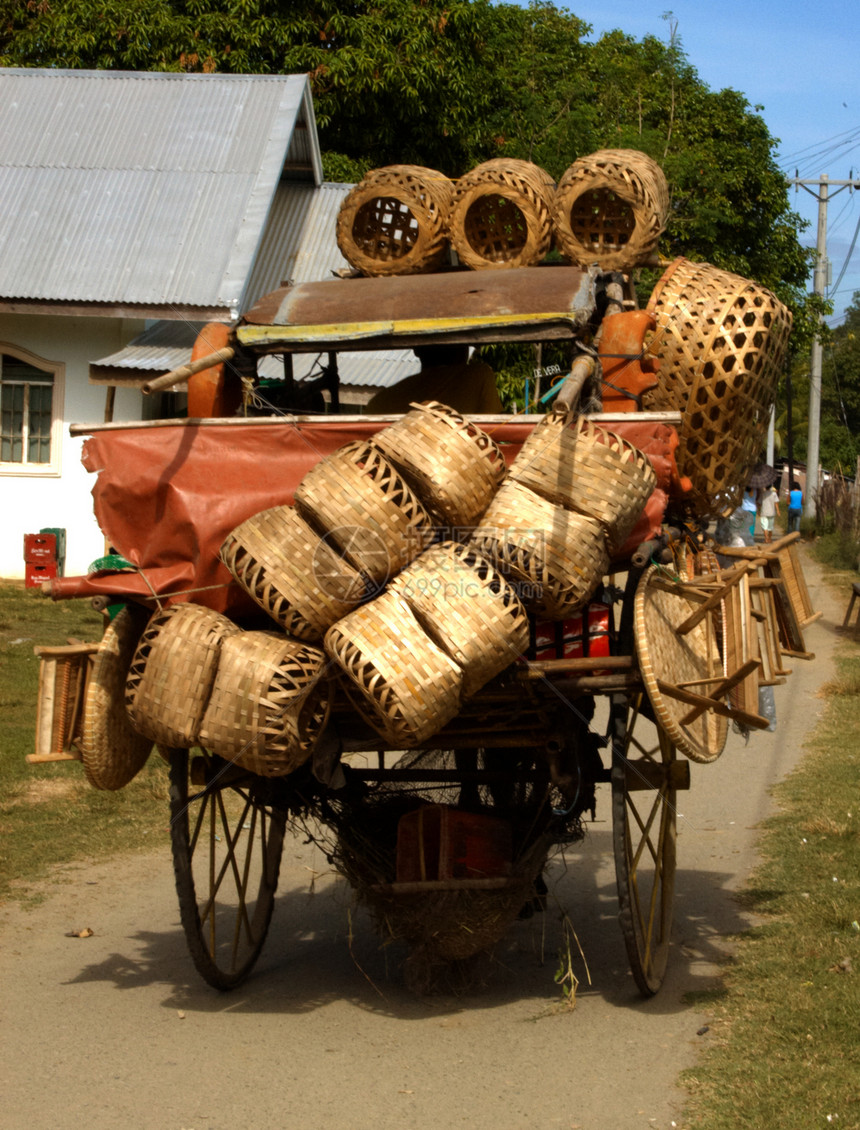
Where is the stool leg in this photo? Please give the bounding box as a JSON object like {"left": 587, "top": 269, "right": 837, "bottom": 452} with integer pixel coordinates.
{"left": 843, "top": 592, "right": 858, "bottom": 630}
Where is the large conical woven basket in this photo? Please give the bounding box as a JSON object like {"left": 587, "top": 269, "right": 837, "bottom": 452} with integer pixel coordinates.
{"left": 644, "top": 258, "right": 793, "bottom": 515}
{"left": 198, "top": 631, "right": 331, "bottom": 777}
{"left": 336, "top": 165, "right": 454, "bottom": 276}
{"left": 325, "top": 590, "right": 463, "bottom": 748}
{"left": 552, "top": 148, "right": 669, "bottom": 270}
{"left": 470, "top": 480, "right": 609, "bottom": 619}
{"left": 125, "top": 603, "right": 239, "bottom": 747}
{"left": 371, "top": 401, "right": 507, "bottom": 527}
{"left": 509, "top": 412, "right": 657, "bottom": 550}
{"left": 391, "top": 541, "right": 530, "bottom": 698}
{"left": 294, "top": 440, "right": 433, "bottom": 585}
{"left": 220, "top": 505, "right": 368, "bottom": 642}
{"left": 449, "top": 159, "right": 555, "bottom": 270}
{"left": 79, "top": 606, "right": 153, "bottom": 791}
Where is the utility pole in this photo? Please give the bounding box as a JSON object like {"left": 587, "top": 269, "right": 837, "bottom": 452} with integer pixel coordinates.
{"left": 788, "top": 173, "right": 860, "bottom": 519}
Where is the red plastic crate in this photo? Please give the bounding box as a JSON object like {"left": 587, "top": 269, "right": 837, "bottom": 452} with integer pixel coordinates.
{"left": 23, "top": 533, "right": 57, "bottom": 562}
{"left": 396, "top": 805, "right": 512, "bottom": 883}
{"left": 25, "top": 560, "right": 58, "bottom": 588}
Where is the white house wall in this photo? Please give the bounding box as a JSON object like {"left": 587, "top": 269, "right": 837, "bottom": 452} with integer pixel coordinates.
{"left": 1, "top": 313, "right": 145, "bottom": 580}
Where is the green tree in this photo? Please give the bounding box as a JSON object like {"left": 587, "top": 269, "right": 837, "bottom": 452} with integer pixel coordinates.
{"left": 0, "top": 0, "right": 815, "bottom": 329}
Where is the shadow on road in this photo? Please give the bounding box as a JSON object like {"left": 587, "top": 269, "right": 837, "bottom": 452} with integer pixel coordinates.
{"left": 62, "top": 821, "right": 753, "bottom": 1023}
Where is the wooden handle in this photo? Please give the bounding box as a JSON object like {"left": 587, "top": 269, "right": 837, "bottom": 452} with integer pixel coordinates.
{"left": 142, "top": 347, "right": 235, "bottom": 395}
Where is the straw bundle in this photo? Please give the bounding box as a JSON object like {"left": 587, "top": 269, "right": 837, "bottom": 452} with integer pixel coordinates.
{"left": 449, "top": 159, "right": 555, "bottom": 269}
{"left": 336, "top": 165, "right": 454, "bottom": 276}
{"left": 553, "top": 148, "right": 669, "bottom": 270}
{"left": 470, "top": 480, "right": 610, "bottom": 619}
{"left": 391, "top": 540, "right": 530, "bottom": 698}
{"left": 125, "top": 603, "right": 239, "bottom": 747}
{"left": 220, "top": 505, "right": 368, "bottom": 641}
{"left": 198, "top": 631, "right": 330, "bottom": 777}
{"left": 325, "top": 590, "right": 463, "bottom": 748}
{"left": 294, "top": 440, "right": 432, "bottom": 585}
{"left": 644, "top": 257, "right": 792, "bottom": 515}
{"left": 372, "top": 401, "right": 507, "bottom": 527}
{"left": 509, "top": 412, "right": 656, "bottom": 550}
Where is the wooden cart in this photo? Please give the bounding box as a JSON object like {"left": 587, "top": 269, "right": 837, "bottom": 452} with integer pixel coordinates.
{"left": 37, "top": 264, "right": 808, "bottom": 997}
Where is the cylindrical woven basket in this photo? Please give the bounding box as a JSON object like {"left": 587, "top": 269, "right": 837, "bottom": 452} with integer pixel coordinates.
{"left": 552, "top": 148, "right": 669, "bottom": 270}
{"left": 470, "top": 479, "right": 610, "bottom": 619}
{"left": 644, "top": 258, "right": 793, "bottom": 515}
{"left": 125, "top": 603, "right": 239, "bottom": 748}
{"left": 449, "top": 159, "right": 555, "bottom": 270}
{"left": 80, "top": 605, "right": 153, "bottom": 791}
{"left": 371, "top": 401, "right": 507, "bottom": 527}
{"left": 294, "top": 440, "right": 432, "bottom": 585}
{"left": 220, "top": 505, "right": 368, "bottom": 642}
{"left": 509, "top": 412, "right": 657, "bottom": 550}
{"left": 390, "top": 541, "right": 530, "bottom": 698}
{"left": 336, "top": 165, "right": 454, "bottom": 276}
{"left": 325, "top": 590, "right": 463, "bottom": 748}
{"left": 198, "top": 631, "right": 331, "bottom": 777}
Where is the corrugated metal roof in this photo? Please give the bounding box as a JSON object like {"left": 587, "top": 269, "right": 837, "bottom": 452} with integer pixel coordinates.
{"left": 90, "top": 317, "right": 415, "bottom": 389}
{"left": 0, "top": 69, "right": 321, "bottom": 311}
{"left": 243, "top": 181, "right": 353, "bottom": 305}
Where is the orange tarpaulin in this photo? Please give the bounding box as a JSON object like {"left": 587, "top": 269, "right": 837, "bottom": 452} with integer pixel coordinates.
{"left": 51, "top": 417, "right": 684, "bottom": 613}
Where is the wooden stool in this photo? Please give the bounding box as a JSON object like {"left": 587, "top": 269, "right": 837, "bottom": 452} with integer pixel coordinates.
{"left": 841, "top": 582, "right": 860, "bottom": 635}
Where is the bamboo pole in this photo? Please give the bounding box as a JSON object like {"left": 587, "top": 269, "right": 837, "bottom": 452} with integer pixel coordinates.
{"left": 141, "top": 347, "right": 235, "bottom": 395}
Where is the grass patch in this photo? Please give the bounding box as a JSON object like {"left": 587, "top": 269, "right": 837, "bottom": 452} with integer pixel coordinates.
{"left": 680, "top": 645, "right": 860, "bottom": 1130}
{"left": 0, "top": 582, "right": 169, "bottom": 903}
{"left": 810, "top": 530, "right": 860, "bottom": 574}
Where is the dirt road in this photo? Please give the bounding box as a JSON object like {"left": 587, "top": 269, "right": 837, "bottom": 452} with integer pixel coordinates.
{"left": 0, "top": 552, "right": 842, "bottom": 1130}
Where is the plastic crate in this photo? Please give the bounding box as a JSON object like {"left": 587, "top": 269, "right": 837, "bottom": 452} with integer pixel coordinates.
{"left": 23, "top": 532, "right": 57, "bottom": 562}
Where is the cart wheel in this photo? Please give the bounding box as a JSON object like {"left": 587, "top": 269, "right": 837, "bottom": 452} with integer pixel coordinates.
{"left": 167, "top": 748, "right": 287, "bottom": 990}
{"left": 610, "top": 693, "right": 677, "bottom": 996}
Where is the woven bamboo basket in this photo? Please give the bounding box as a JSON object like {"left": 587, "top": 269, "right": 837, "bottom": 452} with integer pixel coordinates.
{"left": 644, "top": 257, "right": 793, "bottom": 515}
{"left": 336, "top": 165, "right": 454, "bottom": 276}
{"left": 325, "top": 590, "right": 463, "bottom": 748}
{"left": 552, "top": 148, "right": 669, "bottom": 270}
{"left": 449, "top": 159, "right": 555, "bottom": 270}
{"left": 79, "top": 606, "right": 154, "bottom": 791}
{"left": 198, "top": 631, "right": 330, "bottom": 777}
{"left": 470, "top": 480, "right": 609, "bottom": 619}
{"left": 509, "top": 411, "right": 657, "bottom": 550}
{"left": 125, "top": 603, "right": 239, "bottom": 748}
{"left": 634, "top": 566, "right": 728, "bottom": 763}
{"left": 372, "top": 401, "right": 507, "bottom": 527}
{"left": 294, "top": 440, "right": 432, "bottom": 585}
{"left": 220, "top": 506, "right": 368, "bottom": 642}
{"left": 391, "top": 541, "right": 530, "bottom": 698}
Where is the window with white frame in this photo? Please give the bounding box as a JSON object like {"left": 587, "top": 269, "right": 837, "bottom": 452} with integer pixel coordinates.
{"left": 0, "top": 346, "right": 64, "bottom": 475}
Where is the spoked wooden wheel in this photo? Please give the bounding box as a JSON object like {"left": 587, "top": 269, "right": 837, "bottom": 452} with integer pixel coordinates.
{"left": 609, "top": 692, "right": 681, "bottom": 996}
{"left": 167, "top": 748, "right": 287, "bottom": 990}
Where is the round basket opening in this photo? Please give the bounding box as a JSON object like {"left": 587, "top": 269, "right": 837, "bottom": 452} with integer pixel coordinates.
{"left": 352, "top": 196, "right": 420, "bottom": 263}
{"left": 463, "top": 194, "right": 529, "bottom": 261}
{"left": 569, "top": 188, "right": 634, "bottom": 254}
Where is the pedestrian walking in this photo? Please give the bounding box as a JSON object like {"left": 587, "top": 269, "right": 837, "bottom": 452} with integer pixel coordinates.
{"left": 788, "top": 480, "right": 803, "bottom": 533}
{"left": 742, "top": 486, "right": 757, "bottom": 539}
{"left": 759, "top": 484, "right": 780, "bottom": 544}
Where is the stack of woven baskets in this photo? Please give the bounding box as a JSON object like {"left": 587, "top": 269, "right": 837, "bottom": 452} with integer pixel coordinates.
{"left": 336, "top": 150, "right": 669, "bottom": 275}
{"left": 122, "top": 403, "right": 658, "bottom": 763}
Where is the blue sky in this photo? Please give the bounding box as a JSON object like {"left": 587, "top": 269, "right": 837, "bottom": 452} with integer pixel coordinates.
{"left": 546, "top": 0, "right": 860, "bottom": 326}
